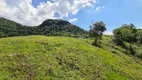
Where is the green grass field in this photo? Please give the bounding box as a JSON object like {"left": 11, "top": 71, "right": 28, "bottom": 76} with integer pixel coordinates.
{"left": 0, "top": 36, "right": 142, "bottom": 80}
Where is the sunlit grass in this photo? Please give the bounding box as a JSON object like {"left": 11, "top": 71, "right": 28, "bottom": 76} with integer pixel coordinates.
{"left": 0, "top": 35, "right": 141, "bottom": 80}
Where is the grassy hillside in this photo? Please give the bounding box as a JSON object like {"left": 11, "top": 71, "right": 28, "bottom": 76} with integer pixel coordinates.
{"left": 0, "top": 36, "right": 142, "bottom": 80}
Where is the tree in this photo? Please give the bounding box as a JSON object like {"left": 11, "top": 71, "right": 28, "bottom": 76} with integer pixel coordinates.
{"left": 89, "top": 21, "right": 106, "bottom": 46}
{"left": 113, "top": 24, "right": 137, "bottom": 43}
{"left": 136, "top": 29, "right": 142, "bottom": 44}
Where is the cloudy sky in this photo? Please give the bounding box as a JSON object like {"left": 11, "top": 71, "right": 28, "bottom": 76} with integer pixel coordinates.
{"left": 0, "top": 0, "right": 142, "bottom": 34}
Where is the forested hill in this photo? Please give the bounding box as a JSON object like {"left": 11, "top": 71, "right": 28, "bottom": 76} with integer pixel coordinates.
{"left": 36, "top": 19, "right": 88, "bottom": 37}
{"left": 0, "top": 18, "right": 88, "bottom": 38}
{"left": 0, "top": 18, "right": 32, "bottom": 37}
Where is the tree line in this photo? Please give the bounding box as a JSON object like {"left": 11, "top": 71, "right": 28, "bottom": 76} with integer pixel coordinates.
{"left": 0, "top": 18, "right": 88, "bottom": 38}
{"left": 89, "top": 21, "right": 142, "bottom": 59}
{"left": 89, "top": 22, "right": 142, "bottom": 45}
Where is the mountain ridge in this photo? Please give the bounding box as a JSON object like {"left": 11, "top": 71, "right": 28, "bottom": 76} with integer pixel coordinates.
{"left": 0, "top": 18, "right": 88, "bottom": 38}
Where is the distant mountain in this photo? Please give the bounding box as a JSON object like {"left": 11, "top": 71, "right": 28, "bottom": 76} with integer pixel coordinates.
{"left": 37, "top": 19, "right": 88, "bottom": 37}
{"left": 0, "top": 18, "right": 88, "bottom": 38}
{"left": 39, "top": 19, "right": 71, "bottom": 27}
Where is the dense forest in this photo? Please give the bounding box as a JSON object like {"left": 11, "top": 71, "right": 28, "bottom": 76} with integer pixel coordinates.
{"left": 0, "top": 18, "right": 88, "bottom": 38}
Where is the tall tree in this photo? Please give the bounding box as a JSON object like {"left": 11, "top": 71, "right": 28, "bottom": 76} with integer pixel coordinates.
{"left": 89, "top": 21, "right": 106, "bottom": 46}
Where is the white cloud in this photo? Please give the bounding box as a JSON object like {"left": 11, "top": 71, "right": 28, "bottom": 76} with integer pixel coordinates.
{"left": 69, "top": 18, "right": 77, "bottom": 23}
{"left": 104, "top": 31, "right": 113, "bottom": 35}
{"left": 0, "top": 0, "right": 98, "bottom": 26}
{"left": 95, "top": 6, "right": 104, "bottom": 12}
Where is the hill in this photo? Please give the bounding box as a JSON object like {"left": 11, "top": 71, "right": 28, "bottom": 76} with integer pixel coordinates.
{"left": 0, "top": 18, "right": 28, "bottom": 37}
{"left": 36, "top": 19, "right": 88, "bottom": 37}
{"left": 0, "top": 36, "right": 142, "bottom": 80}
{"left": 0, "top": 18, "right": 88, "bottom": 38}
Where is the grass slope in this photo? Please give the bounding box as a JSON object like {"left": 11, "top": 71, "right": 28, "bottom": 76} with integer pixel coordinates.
{"left": 0, "top": 36, "right": 142, "bottom": 80}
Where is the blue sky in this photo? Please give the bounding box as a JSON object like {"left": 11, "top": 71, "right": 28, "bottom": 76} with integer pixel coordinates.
{"left": 0, "top": 0, "right": 142, "bottom": 34}
{"left": 31, "top": 0, "right": 142, "bottom": 33}
{"left": 75, "top": 0, "right": 142, "bottom": 31}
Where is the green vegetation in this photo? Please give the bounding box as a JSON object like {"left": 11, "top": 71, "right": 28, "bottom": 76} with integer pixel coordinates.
{"left": 113, "top": 24, "right": 142, "bottom": 58}
{"left": 113, "top": 24, "right": 137, "bottom": 43}
{"left": 0, "top": 18, "right": 32, "bottom": 37}
{"left": 0, "top": 18, "right": 142, "bottom": 79}
{"left": 89, "top": 21, "right": 106, "bottom": 46}
{"left": 0, "top": 18, "right": 88, "bottom": 38}
{"left": 37, "top": 19, "right": 88, "bottom": 37}
{"left": 0, "top": 36, "right": 142, "bottom": 80}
